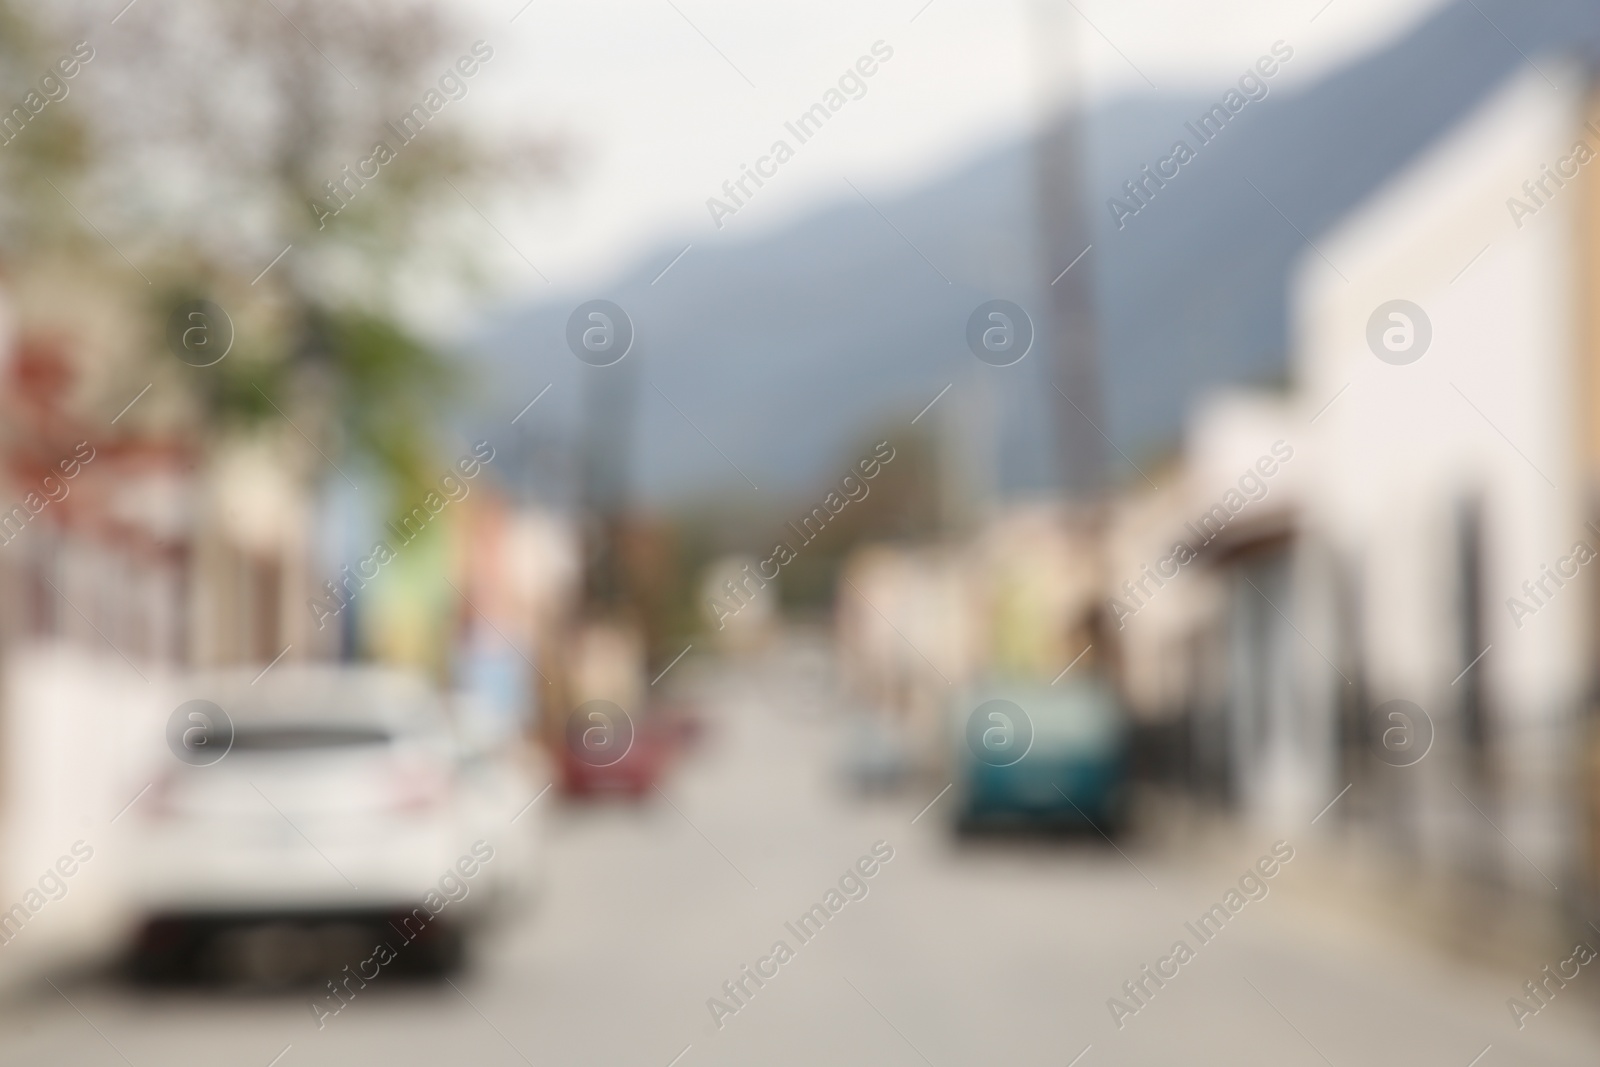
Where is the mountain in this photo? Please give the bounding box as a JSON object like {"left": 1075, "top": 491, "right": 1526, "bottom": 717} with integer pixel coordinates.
{"left": 463, "top": 0, "right": 1600, "bottom": 509}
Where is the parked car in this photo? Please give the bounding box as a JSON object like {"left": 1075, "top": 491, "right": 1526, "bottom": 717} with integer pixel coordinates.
{"left": 128, "top": 665, "right": 540, "bottom": 983}
{"left": 557, "top": 710, "right": 673, "bottom": 798}
{"left": 949, "top": 674, "right": 1128, "bottom": 834}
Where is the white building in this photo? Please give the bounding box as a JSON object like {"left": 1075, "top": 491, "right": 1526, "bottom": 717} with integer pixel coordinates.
{"left": 1119, "top": 61, "right": 1600, "bottom": 913}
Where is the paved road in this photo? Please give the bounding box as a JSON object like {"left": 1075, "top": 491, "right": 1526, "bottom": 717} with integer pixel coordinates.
{"left": 2, "top": 645, "right": 1598, "bottom": 1066}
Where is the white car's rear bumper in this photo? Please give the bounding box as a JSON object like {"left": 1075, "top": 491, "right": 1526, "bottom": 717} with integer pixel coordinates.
{"left": 130, "top": 814, "right": 485, "bottom": 917}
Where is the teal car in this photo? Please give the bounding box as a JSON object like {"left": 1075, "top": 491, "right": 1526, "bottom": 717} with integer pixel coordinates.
{"left": 951, "top": 675, "right": 1128, "bottom": 833}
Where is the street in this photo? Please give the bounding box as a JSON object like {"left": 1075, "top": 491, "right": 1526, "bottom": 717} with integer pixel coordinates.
{"left": 3, "top": 643, "right": 1598, "bottom": 1067}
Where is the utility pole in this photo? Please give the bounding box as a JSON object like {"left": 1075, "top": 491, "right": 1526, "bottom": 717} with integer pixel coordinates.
{"left": 578, "top": 357, "right": 640, "bottom": 612}
{"left": 1031, "top": 1, "right": 1105, "bottom": 501}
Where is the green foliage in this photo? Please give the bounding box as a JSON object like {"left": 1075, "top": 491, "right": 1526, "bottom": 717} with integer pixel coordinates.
{"left": 320, "top": 307, "right": 460, "bottom": 513}
{"left": 0, "top": 4, "right": 90, "bottom": 254}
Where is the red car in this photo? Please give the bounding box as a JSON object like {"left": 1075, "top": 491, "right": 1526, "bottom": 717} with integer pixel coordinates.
{"left": 556, "top": 711, "right": 676, "bottom": 798}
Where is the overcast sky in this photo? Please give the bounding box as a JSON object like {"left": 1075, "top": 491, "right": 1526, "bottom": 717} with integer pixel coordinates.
{"left": 442, "top": 0, "right": 1449, "bottom": 321}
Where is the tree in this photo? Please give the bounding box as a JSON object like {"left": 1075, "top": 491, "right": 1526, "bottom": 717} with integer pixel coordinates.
{"left": 30, "top": 0, "right": 558, "bottom": 505}
{"left": 0, "top": 4, "right": 92, "bottom": 247}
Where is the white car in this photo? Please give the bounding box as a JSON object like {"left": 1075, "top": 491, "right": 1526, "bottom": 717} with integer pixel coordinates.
{"left": 128, "top": 665, "right": 541, "bottom": 982}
